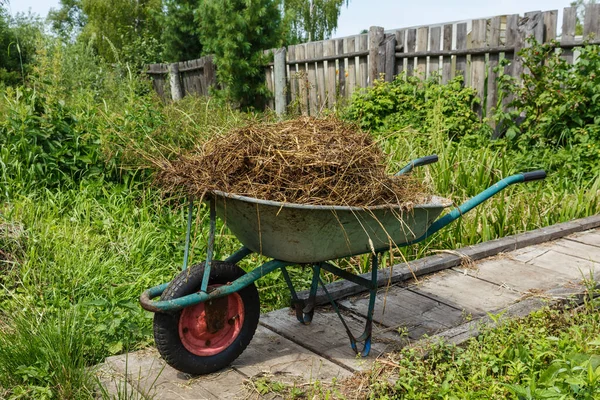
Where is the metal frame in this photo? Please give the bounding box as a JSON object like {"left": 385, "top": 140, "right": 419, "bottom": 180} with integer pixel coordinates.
{"left": 140, "top": 155, "right": 545, "bottom": 355}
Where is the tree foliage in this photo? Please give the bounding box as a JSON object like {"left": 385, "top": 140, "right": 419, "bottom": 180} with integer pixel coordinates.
{"left": 197, "top": 0, "right": 282, "bottom": 109}
{"left": 48, "top": 0, "right": 163, "bottom": 64}
{"left": 0, "top": 10, "right": 42, "bottom": 86}
{"left": 160, "top": 0, "right": 203, "bottom": 62}
{"left": 282, "top": 0, "right": 348, "bottom": 43}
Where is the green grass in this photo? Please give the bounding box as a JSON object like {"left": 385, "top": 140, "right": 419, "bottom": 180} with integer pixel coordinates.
{"left": 247, "top": 285, "right": 600, "bottom": 399}
{"left": 2, "top": 46, "right": 600, "bottom": 398}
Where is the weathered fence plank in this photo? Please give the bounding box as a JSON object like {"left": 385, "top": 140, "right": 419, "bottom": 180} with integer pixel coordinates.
{"left": 315, "top": 42, "right": 326, "bottom": 110}
{"left": 346, "top": 37, "right": 356, "bottom": 98}
{"left": 306, "top": 42, "right": 318, "bottom": 115}
{"left": 561, "top": 7, "right": 576, "bottom": 64}
{"left": 287, "top": 45, "right": 298, "bottom": 113}
{"left": 429, "top": 26, "right": 441, "bottom": 79}
{"left": 395, "top": 29, "right": 406, "bottom": 75}
{"left": 406, "top": 28, "right": 417, "bottom": 77}
{"left": 358, "top": 34, "right": 368, "bottom": 88}
{"left": 584, "top": 3, "right": 600, "bottom": 38}
{"left": 487, "top": 16, "right": 502, "bottom": 119}
{"left": 385, "top": 35, "right": 396, "bottom": 82}
{"left": 369, "top": 26, "right": 385, "bottom": 84}
{"left": 543, "top": 10, "right": 558, "bottom": 43}
{"left": 471, "top": 19, "right": 486, "bottom": 116}
{"left": 441, "top": 24, "right": 452, "bottom": 83}
{"left": 337, "top": 39, "right": 345, "bottom": 98}
{"left": 455, "top": 23, "right": 467, "bottom": 83}
{"left": 296, "top": 44, "right": 309, "bottom": 115}
{"left": 416, "top": 26, "right": 428, "bottom": 77}
{"left": 325, "top": 39, "right": 337, "bottom": 106}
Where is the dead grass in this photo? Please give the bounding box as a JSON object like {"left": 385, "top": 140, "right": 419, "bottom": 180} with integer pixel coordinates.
{"left": 154, "top": 117, "right": 428, "bottom": 207}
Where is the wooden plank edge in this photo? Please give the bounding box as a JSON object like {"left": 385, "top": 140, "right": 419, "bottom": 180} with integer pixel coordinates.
{"left": 422, "top": 281, "right": 597, "bottom": 348}
{"left": 297, "top": 214, "right": 600, "bottom": 304}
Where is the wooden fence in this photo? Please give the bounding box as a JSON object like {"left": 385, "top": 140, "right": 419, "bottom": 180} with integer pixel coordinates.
{"left": 147, "top": 55, "right": 216, "bottom": 101}
{"left": 148, "top": 5, "right": 600, "bottom": 118}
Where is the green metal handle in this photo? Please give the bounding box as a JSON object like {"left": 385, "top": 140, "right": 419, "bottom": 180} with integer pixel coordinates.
{"left": 420, "top": 170, "right": 546, "bottom": 240}
{"left": 396, "top": 154, "right": 438, "bottom": 175}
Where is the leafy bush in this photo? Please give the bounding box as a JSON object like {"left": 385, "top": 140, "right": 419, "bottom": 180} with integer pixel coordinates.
{"left": 346, "top": 74, "right": 485, "bottom": 140}
{"left": 0, "top": 87, "right": 107, "bottom": 196}
{"left": 495, "top": 40, "right": 600, "bottom": 179}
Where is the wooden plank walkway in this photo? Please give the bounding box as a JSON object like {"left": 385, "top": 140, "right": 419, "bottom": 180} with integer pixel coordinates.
{"left": 97, "top": 218, "right": 600, "bottom": 399}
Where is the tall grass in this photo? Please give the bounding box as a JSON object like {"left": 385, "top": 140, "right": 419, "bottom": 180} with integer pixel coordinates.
{"left": 0, "top": 307, "right": 94, "bottom": 399}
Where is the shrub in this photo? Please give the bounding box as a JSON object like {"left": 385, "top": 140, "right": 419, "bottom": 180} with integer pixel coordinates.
{"left": 494, "top": 39, "right": 600, "bottom": 179}
{"left": 345, "top": 74, "right": 485, "bottom": 140}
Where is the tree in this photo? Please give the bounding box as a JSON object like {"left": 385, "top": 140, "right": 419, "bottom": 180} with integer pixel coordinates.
{"left": 47, "top": 0, "right": 86, "bottom": 40}
{"left": 282, "top": 0, "right": 348, "bottom": 44}
{"left": 0, "top": 10, "right": 42, "bottom": 85}
{"left": 48, "top": 0, "right": 163, "bottom": 64}
{"left": 197, "top": 0, "right": 282, "bottom": 110}
{"left": 160, "top": 0, "right": 203, "bottom": 62}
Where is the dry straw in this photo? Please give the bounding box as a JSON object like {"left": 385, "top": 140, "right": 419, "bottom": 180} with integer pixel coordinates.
{"left": 156, "top": 117, "right": 428, "bottom": 207}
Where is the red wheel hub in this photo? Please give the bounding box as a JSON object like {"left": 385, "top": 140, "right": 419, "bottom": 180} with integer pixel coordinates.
{"left": 178, "top": 285, "right": 245, "bottom": 356}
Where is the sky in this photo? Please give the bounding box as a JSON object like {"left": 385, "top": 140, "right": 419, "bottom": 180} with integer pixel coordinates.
{"left": 10, "top": 0, "right": 575, "bottom": 37}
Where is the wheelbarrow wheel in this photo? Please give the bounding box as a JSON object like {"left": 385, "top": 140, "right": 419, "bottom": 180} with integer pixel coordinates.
{"left": 153, "top": 261, "right": 260, "bottom": 375}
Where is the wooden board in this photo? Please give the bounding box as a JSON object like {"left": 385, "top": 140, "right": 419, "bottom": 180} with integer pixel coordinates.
{"left": 562, "top": 7, "right": 577, "bottom": 64}
{"left": 411, "top": 270, "right": 522, "bottom": 316}
{"left": 324, "top": 39, "right": 337, "bottom": 107}
{"left": 454, "top": 257, "right": 570, "bottom": 292}
{"left": 470, "top": 19, "right": 486, "bottom": 117}
{"left": 232, "top": 326, "right": 351, "bottom": 383}
{"left": 395, "top": 29, "right": 406, "bottom": 75}
{"left": 338, "top": 287, "right": 465, "bottom": 339}
{"left": 523, "top": 249, "right": 599, "bottom": 280}
{"left": 345, "top": 37, "right": 356, "bottom": 98}
{"left": 405, "top": 28, "right": 417, "bottom": 77}
{"left": 260, "top": 308, "right": 402, "bottom": 372}
{"left": 306, "top": 43, "right": 318, "bottom": 115}
{"left": 369, "top": 26, "right": 385, "bottom": 84}
{"left": 566, "top": 229, "right": 600, "bottom": 247}
{"left": 105, "top": 349, "right": 242, "bottom": 399}
{"left": 487, "top": 16, "right": 502, "bottom": 119}
{"left": 547, "top": 238, "right": 600, "bottom": 262}
{"left": 455, "top": 23, "right": 468, "bottom": 83}
{"left": 441, "top": 24, "right": 453, "bottom": 84}
{"left": 296, "top": 44, "right": 309, "bottom": 115}
{"left": 315, "top": 42, "right": 326, "bottom": 111}
{"left": 358, "top": 34, "right": 368, "bottom": 88}
{"left": 416, "top": 26, "right": 428, "bottom": 77}
{"left": 583, "top": 3, "right": 600, "bottom": 38}
{"left": 385, "top": 35, "right": 396, "bottom": 82}
{"left": 428, "top": 26, "right": 441, "bottom": 79}
{"left": 543, "top": 10, "right": 558, "bottom": 43}
{"left": 337, "top": 39, "right": 345, "bottom": 98}
{"left": 287, "top": 45, "right": 298, "bottom": 113}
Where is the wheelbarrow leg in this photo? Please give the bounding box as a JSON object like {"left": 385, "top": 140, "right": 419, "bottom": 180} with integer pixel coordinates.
{"left": 281, "top": 265, "right": 318, "bottom": 324}
{"left": 317, "top": 254, "right": 378, "bottom": 357}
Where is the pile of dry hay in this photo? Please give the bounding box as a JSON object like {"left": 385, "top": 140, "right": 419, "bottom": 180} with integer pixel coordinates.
{"left": 156, "top": 117, "right": 428, "bottom": 207}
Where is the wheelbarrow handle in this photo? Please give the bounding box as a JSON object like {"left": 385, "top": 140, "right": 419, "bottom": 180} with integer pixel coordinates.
{"left": 396, "top": 154, "right": 438, "bottom": 175}
{"left": 419, "top": 170, "right": 546, "bottom": 240}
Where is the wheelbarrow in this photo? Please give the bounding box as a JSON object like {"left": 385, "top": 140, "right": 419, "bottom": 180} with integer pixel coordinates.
{"left": 140, "top": 155, "right": 546, "bottom": 375}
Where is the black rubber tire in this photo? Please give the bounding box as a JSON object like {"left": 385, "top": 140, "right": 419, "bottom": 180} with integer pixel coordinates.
{"left": 153, "top": 261, "right": 260, "bottom": 375}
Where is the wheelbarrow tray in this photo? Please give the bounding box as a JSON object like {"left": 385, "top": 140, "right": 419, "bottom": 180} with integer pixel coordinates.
{"left": 212, "top": 190, "right": 453, "bottom": 263}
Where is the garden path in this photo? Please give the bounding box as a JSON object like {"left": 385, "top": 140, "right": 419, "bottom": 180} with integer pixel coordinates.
{"left": 97, "top": 216, "right": 600, "bottom": 399}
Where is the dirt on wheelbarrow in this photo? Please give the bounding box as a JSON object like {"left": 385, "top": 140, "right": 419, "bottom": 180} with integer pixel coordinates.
{"left": 155, "top": 116, "right": 429, "bottom": 207}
